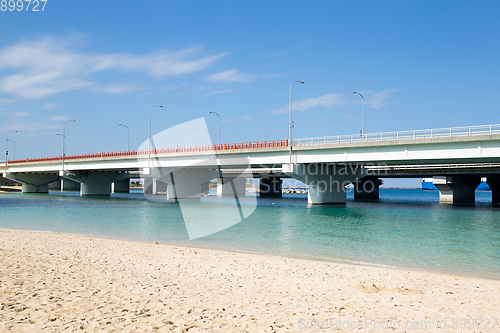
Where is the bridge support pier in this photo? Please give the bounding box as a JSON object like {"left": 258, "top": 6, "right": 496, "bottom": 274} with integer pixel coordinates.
{"left": 433, "top": 176, "right": 481, "bottom": 203}
{"left": 49, "top": 179, "right": 81, "bottom": 191}
{"left": 283, "top": 163, "right": 365, "bottom": 205}
{"left": 217, "top": 177, "right": 246, "bottom": 197}
{"left": 3, "top": 172, "right": 60, "bottom": 194}
{"left": 201, "top": 181, "right": 210, "bottom": 196}
{"left": 112, "top": 178, "right": 130, "bottom": 193}
{"left": 259, "top": 177, "right": 282, "bottom": 197}
{"left": 354, "top": 177, "right": 383, "bottom": 200}
{"left": 61, "top": 171, "right": 130, "bottom": 196}
{"left": 48, "top": 180, "right": 61, "bottom": 190}
{"left": 487, "top": 176, "right": 500, "bottom": 204}
{"left": 62, "top": 179, "right": 81, "bottom": 191}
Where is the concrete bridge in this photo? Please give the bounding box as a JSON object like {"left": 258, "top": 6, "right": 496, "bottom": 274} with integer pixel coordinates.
{"left": 3, "top": 124, "right": 500, "bottom": 204}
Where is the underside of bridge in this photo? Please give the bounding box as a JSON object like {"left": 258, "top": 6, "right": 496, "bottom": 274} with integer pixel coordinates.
{"left": 432, "top": 176, "right": 482, "bottom": 203}
{"left": 3, "top": 172, "right": 60, "bottom": 193}
{"left": 61, "top": 171, "right": 130, "bottom": 196}
{"left": 283, "top": 163, "right": 367, "bottom": 204}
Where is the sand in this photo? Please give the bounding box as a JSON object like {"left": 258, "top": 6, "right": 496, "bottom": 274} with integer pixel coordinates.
{"left": 1, "top": 229, "right": 500, "bottom": 332}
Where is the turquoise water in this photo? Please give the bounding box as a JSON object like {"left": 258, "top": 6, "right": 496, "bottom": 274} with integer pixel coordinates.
{"left": 1, "top": 189, "right": 499, "bottom": 278}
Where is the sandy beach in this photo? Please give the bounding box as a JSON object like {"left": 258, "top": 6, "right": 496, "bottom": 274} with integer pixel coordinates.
{"left": 1, "top": 229, "right": 499, "bottom": 332}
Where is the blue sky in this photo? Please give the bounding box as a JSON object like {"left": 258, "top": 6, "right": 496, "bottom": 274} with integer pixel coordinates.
{"left": 1, "top": 0, "right": 499, "bottom": 181}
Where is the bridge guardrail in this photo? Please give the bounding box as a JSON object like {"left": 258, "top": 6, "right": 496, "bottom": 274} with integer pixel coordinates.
{"left": 7, "top": 139, "right": 289, "bottom": 165}
{"left": 6, "top": 124, "right": 500, "bottom": 165}
{"left": 294, "top": 124, "right": 500, "bottom": 146}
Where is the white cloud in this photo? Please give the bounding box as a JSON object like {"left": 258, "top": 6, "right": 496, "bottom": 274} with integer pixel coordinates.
{"left": 91, "top": 84, "right": 141, "bottom": 94}
{"left": 42, "top": 103, "right": 61, "bottom": 109}
{"left": 365, "top": 89, "right": 400, "bottom": 109}
{"left": 49, "top": 115, "right": 70, "bottom": 122}
{"left": 0, "top": 98, "right": 16, "bottom": 104}
{"left": 0, "top": 119, "right": 60, "bottom": 133}
{"left": 203, "top": 89, "right": 235, "bottom": 96}
{"left": 12, "top": 111, "right": 30, "bottom": 117}
{"left": 270, "top": 93, "right": 346, "bottom": 115}
{"left": 0, "top": 36, "right": 227, "bottom": 99}
{"left": 206, "top": 69, "right": 257, "bottom": 83}
{"left": 222, "top": 114, "right": 253, "bottom": 123}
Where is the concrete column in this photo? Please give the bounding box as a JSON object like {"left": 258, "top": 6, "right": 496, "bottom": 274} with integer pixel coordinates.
{"left": 433, "top": 176, "right": 481, "bottom": 203}
{"left": 487, "top": 175, "right": 500, "bottom": 204}
{"left": 217, "top": 177, "right": 246, "bottom": 197}
{"left": 62, "top": 179, "right": 80, "bottom": 191}
{"left": 354, "top": 177, "right": 383, "bottom": 200}
{"left": 112, "top": 178, "right": 130, "bottom": 193}
{"left": 22, "top": 183, "right": 49, "bottom": 193}
{"left": 61, "top": 171, "right": 130, "bottom": 196}
{"left": 259, "top": 177, "right": 282, "bottom": 197}
{"left": 48, "top": 180, "right": 61, "bottom": 190}
{"left": 144, "top": 178, "right": 153, "bottom": 194}
{"left": 3, "top": 172, "right": 59, "bottom": 194}
{"left": 283, "top": 163, "right": 365, "bottom": 205}
{"left": 201, "top": 181, "right": 210, "bottom": 196}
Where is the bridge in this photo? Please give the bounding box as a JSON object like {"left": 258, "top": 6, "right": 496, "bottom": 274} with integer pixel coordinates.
{"left": 3, "top": 124, "right": 500, "bottom": 204}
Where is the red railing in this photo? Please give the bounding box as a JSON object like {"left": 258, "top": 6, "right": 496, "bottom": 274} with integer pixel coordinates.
{"left": 7, "top": 139, "right": 290, "bottom": 165}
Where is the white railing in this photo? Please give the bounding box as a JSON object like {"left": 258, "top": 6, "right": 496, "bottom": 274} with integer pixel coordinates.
{"left": 294, "top": 124, "right": 500, "bottom": 146}
{"left": 365, "top": 163, "right": 500, "bottom": 172}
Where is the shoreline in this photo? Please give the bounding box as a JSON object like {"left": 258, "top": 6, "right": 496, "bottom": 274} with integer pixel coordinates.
{"left": 2, "top": 228, "right": 500, "bottom": 332}
{"left": 2, "top": 226, "right": 499, "bottom": 282}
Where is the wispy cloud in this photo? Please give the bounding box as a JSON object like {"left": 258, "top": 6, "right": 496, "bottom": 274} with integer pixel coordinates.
{"left": 357, "top": 89, "right": 400, "bottom": 109}
{"left": 49, "top": 115, "right": 70, "bottom": 122}
{"left": 269, "top": 93, "right": 346, "bottom": 115}
{"left": 0, "top": 98, "right": 16, "bottom": 104}
{"left": 222, "top": 114, "right": 253, "bottom": 123}
{"left": 91, "top": 84, "right": 141, "bottom": 94}
{"left": 12, "top": 111, "right": 30, "bottom": 117}
{"left": 203, "top": 89, "right": 236, "bottom": 96}
{"left": 206, "top": 69, "right": 257, "bottom": 83}
{"left": 42, "top": 103, "right": 61, "bottom": 109}
{"left": 0, "top": 36, "right": 227, "bottom": 99}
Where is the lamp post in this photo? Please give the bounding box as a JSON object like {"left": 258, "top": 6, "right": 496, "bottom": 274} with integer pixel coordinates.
{"left": 61, "top": 120, "right": 76, "bottom": 172}
{"left": 209, "top": 111, "right": 220, "bottom": 145}
{"left": 118, "top": 124, "right": 129, "bottom": 151}
{"left": 289, "top": 80, "right": 304, "bottom": 163}
{"left": 5, "top": 130, "right": 17, "bottom": 173}
{"left": 353, "top": 91, "right": 365, "bottom": 137}
{"left": 148, "top": 105, "right": 163, "bottom": 170}
{"left": 7, "top": 139, "right": 15, "bottom": 160}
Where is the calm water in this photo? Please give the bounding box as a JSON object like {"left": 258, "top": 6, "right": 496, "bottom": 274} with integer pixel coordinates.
{"left": 1, "top": 189, "right": 499, "bottom": 278}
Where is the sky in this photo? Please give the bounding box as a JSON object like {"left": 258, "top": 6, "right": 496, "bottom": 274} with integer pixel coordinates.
{"left": 1, "top": 1, "right": 499, "bottom": 187}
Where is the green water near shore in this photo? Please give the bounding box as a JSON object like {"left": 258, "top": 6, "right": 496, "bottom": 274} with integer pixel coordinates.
{"left": 0, "top": 189, "right": 499, "bottom": 278}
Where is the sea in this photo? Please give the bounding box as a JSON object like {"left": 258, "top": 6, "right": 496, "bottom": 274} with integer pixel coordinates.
{"left": 1, "top": 188, "right": 499, "bottom": 279}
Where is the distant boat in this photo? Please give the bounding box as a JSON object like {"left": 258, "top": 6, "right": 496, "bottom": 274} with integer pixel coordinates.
{"left": 421, "top": 177, "right": 491, "bottom": 191}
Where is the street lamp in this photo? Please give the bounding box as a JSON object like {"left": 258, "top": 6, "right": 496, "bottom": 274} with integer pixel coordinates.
{"left": 7, "top": 139, "right": 15, "bottom": 160}
{"left": 118, "top": 124, "right": 130, "bottom": 151}
{"left": 353, "top": 91, "right": 365, "bottom": 137}
{"left": 61, "top": 120, "right": 76, "bottom": 172}
{"left": 209, "top": 111, "right": 220, "bottom": 145}
{"left": 5, "top": 130, "right": 17, "bottom": 173}
{"left": 289, "top": 80, "right": 304, "bottom": 163}
{"left": 148, "top": 105, "right": 163, "bottom": 170}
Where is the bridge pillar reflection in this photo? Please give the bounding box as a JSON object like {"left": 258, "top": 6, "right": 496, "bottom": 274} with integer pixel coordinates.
{"left": 283, "top": 163, "right": 365, "bottom": 205}
{"left": 3, "top": 172, "right": 59, "bottom": 194}
{"left": 259, "top": 177, "right": 282, "bottom": 197}
{"left": 487, "top": 176, "right": 500, "bottom": 204}
{"left": 433, "top": 176, "right": 481, "bottom": 203}
{"left": 353, "top": 177, "right": 383, "bottom": 200}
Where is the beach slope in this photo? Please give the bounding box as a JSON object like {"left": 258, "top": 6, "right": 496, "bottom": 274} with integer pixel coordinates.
{"left": 1, "top": 229, "right": 499, "bottom": 332}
